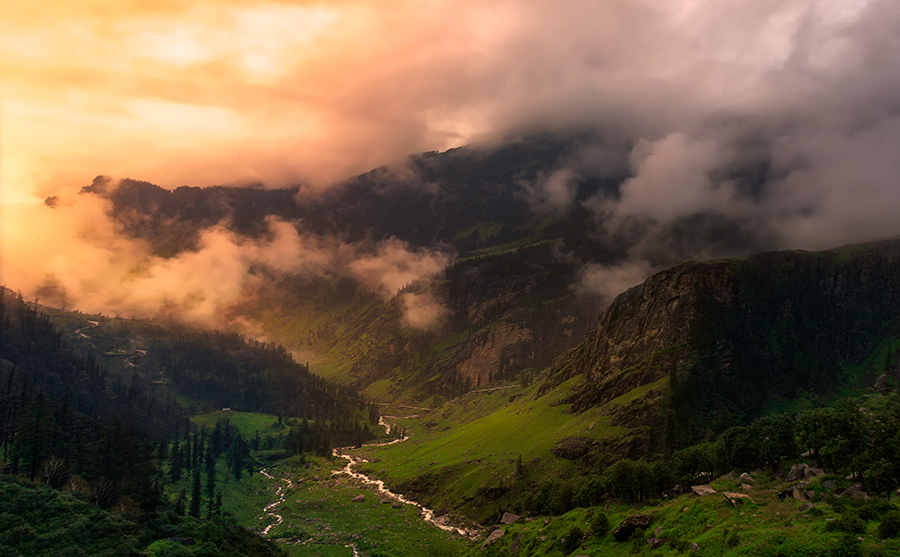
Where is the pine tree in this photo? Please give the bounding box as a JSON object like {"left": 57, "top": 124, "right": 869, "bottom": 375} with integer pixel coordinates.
{"left": 189, "top": 468, "right": 202, "bottom": 518}
{"left": 205, "top": 444, "right": 216, "bottom": 519}
{"left": 169, "top": 439, "right": 182, "bottom": 483}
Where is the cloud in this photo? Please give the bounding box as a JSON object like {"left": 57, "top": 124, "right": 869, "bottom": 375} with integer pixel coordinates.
{"left": 347, "top": 237, "right": 453, "bottom": 298}
{"left": 522, "top": 168, "right": 580, "bottom": 213}
{"left": 1, "top": 192, "right": 454, "bottom": 328}
{"left": 616, "top": 134, "right": 735, "bottom": 223}
{"left": 400, "top": 292, "right": 447, "bottom": 330}
{"left": 575, "top": 260, "right": 655, "bottom": 305}
{"left": 4, "top": 0, "right": 900, "bottom": 319}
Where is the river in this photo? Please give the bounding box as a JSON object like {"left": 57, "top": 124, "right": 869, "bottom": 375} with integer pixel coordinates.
{"left": 331, "top": 416, "right": 480, "bottom": 539}
{"left": 257, "top": 415, "right": 480, "bottom": 545}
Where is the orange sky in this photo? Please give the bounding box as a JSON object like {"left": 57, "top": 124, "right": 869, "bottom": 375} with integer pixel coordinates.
{"left": 3, "top": 0, "right": 899, "bottom": 325}
{"left": 5, "top": 0, "right": 858, "bottom": 201}
{"left": 1, "top": 1, "right": 514, "bottom": 201}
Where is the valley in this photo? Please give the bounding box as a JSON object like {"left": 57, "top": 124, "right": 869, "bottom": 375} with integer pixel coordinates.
{"left": 4, "top": 136, "right": 900, "bottom": 556}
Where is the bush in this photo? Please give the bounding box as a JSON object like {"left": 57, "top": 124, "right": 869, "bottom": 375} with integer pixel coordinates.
{"left": 825, "top": 515, "right": 866, "bottom": 534}
{"left": 561, "top": 526, "right": 583, "bottom": 555}
{"left": 879, "top": 510, "right": 900, "bottom": 539}
{"left": 590, "top": 512, "right": 610, "bottom": 536}
{"left": 830, "top": 534, "right": 861, "bottom": 557}
{"left": 573, "top": 475, "right": 604, "bottom": 508}
{"left": 858, "top": 500, "right": 898, "bottom": 522}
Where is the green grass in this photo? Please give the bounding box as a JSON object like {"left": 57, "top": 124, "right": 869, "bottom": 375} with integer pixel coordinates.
{"left": 603, "top": 377, "right": 668, "bottom": 408}
{"left": 190, "top": 411, "right": 280, "bottom": 437}
{"left": 350, "top": 376, "right": 633, "bottom": 520}
{"left": 265, "top": 457, "right": 466, "bottom": 557}
{"left": 458, "top": 473, "right": 900, "bottom": 556}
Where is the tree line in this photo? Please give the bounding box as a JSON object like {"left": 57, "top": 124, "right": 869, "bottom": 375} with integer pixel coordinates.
{"left": 521, "top": 394, "right": 900, "bottom": 516}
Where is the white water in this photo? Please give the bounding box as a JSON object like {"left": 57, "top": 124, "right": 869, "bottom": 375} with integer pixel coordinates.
{"left": 256, "top": 414, "right": 480, "bottom": 544}
{"left": 258, "top": 469, "right": 292, "bottom": 536}
{"left": 331, "top": 417, "right": 479, "bottom": 539}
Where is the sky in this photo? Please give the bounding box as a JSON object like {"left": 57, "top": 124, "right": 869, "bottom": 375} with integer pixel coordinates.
{"left": 2, "top": 0, "right": 900, "bottom": 325}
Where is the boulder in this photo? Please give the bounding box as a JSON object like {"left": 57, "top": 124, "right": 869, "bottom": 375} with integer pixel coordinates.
{"left": 479, "top": 529, "right": 504, "bottom": 550}
{"left": 613, "top": 514, "right": 653, "bottom": 542}
{"left": 776, "top": 486, "right": 804, "bottom": 501}
{"left": 509, "top": 532, "right": 523, "bottom": 554}
{"left": 838, "top": 485, "right": 868, "bottom": 499}
{"left": 691, "top": 485, "right": 716, "bottom": 497}
{"left": 723, "top": 492, "right": 755, "bottom": 505}
{"left": 785, "top": 462, "right": 821, "bottom": 482}
{"left": 646, "top": 537, "right": 666, "bottom": 549}
{"left": 551, "top": 436, "right": 596, "bottom": 460}
{"left": 691, "top": 542, "right": 700, "bottom": 554}
{"left": 352, "top": 494, "right": 365, "bottom": 503}
{"left": 799, "top": 503, "right": 817, "bottom": 512}
{"left": 805, "top": 466, "right": 824, "bottom": 479}
{"left": 500, "top": 512, "right": 520, "bottom": 524}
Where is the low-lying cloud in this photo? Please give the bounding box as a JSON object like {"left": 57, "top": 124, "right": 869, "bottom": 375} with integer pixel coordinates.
{"left": 1, "top": 191, "right": 454, "bottom": 329}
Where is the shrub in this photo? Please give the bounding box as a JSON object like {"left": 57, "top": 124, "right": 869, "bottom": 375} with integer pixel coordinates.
{"left": 590, "top": 512, "right": 610, "bottom": 536}
{"left": 830, "top": 534, "right": 861, "bottom": 557}
{"left": 879, "top": 510, "right": 900, "bottom": 539}
{"left": 825, "top": 515, "right": 866, "bottom": 534}
{"left": 561, "top": 526, "right": 583, "bottom": 555}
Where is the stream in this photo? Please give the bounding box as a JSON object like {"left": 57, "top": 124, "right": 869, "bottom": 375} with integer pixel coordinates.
{"left": 258, "top": 469, "right": 292, "bottom": 536}
{"left": 331, "top": 416, "right": 480, "bottom": 539}
{"left": 257, "top": 415, "right": 480, "bottom": 546}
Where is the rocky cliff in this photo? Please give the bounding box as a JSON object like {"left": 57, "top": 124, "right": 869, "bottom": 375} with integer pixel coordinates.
{"left": 542, "top": 239, "right": 900, "bottom": 451}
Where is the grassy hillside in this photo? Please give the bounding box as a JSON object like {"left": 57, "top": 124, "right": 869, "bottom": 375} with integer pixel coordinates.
{"left": 352, "top": 373, "right": 667, "bottom": 524}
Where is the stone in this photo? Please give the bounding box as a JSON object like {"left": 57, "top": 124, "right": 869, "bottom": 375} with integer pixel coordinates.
{"left": 741, "top": 484, "right": 753, "bottom": 491}
{"left": 646, "top": 537, "right": 666, "bottom": 549}
{"left": 691, "top": 485, "right": 716, "bottom": 497}
{"left": 551, "top": 436, "right": 596, "bottom": 460}
{"left": 822, "top": 480, "right": 835, "bottom": 489}
{"left": 500, "top": 512, "right": 520, "bottom": 524}
{"left": 776, "top": 486, "right": 804, "bottom": 501}
{"left": 352, "top": 494, "right": 365, "bottom": 503}
{"left": 479, "top": 529, "right": 504, "bottom": 550}
{"left": 786, "top": 464, "right": 808, "bottom": 482}
{"left": 738, "top": 473, "right": 754, "bottom": 482}
{"left": 613, "top": 514, "right": 653, "bottom": 542}
{"left": 799, "top": 503, "right": 816, "bottom": 512}
{"left": 805, "top": 466, "right": 824, "bottom": 479}
{"left": 509, "top": 532, "right": 523, "bottom": 554}
{"left": 839, "top": 485, "right": 868, "bottom": 500}
{"left": 691, "top": 542, "right": 700, "bottom": 554}
{"left": 723, "top": 492, "right": 755, "bottom": 505}
{"left": 391, "top": 502, "right": 402, "bottom": 509}
{"left": 805, "top": 490, "right": 816, "bottom": 500}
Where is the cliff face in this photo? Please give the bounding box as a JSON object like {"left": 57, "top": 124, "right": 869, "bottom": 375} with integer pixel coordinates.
{"left": 544, "top": 240, "right": 900, "bottom": 449}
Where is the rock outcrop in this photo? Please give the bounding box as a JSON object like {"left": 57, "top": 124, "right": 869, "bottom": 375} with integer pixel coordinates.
{"left": 541, "top": 241, "right": 900, "bottom": 456}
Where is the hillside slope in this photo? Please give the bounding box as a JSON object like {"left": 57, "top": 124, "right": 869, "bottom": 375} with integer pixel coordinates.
{"left": 543, "top": 239, "right": 900, "bottom": 452}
